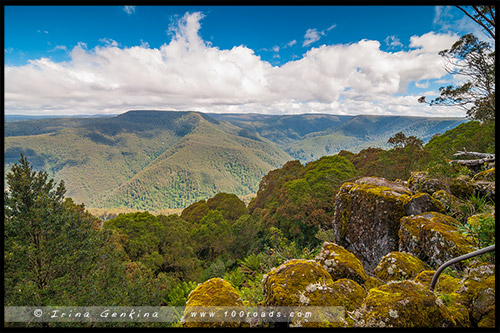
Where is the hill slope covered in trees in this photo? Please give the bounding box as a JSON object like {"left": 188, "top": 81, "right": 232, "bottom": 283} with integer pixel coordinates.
{"left": 4, "top": 110, "right": 467, "bottom": 210}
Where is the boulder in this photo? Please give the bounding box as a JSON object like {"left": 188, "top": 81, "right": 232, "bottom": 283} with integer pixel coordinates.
{"left": 404, "top": 192, "right": 445, "bottom": 215}
{"left": 432, "top": 190, "right": 462, "bottom": 213}
{"left": 333, "top": 177, "right": 411, "bottom": 271}
{"left": 373, "top": 251, "right": 431, "bottom": 282}
{"left": 413, "top": 270, "right": 470, "bottom": 327}
{"left": 314, "top": 242, "right": 368, "bottom": 284}
{"left": 182, "top": 278, "right": 245, "bottom": 327}
{"left": 457, "top": 263, "right": 496, "bottom": 327}
{"left": 408, "top": 171, "right": 448, "bottom": 195}
{"left": 293, "top": 278, "right": 367, "bottom": 328}
{"left": 471, "top": 168, "right": 495, "bottom": 201}
{"left": 262, "top": 259, "right": 333, "bottom": 306}
{"left": 399, "top": 212, "right": 475, "bottom": 269}
{"left": 353, "top": 280, "right": 457, "bottom": 327}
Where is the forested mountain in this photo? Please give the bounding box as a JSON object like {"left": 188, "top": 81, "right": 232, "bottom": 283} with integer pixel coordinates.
{"left": 212, "top": 113, "right": 467, "bottom": 162}
{"left": 4, "top": 110, "right": 466, "bottom": 210}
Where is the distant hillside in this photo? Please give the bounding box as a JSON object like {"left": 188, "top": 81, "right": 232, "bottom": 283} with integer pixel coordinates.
{"left": 212, "top": 113, "right": 468, "bottom": 162}
{"left": 4, "top": 111, "right": 291, "bottom": 210}
{"left": 4, "top": 110, "right": 467, "bottom": 210}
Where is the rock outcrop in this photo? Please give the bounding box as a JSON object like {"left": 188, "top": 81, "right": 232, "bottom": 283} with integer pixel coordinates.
{"left": 333, "top": 178, "right": 411, "bottom": 271}
{"left": 182, "top": 278, "right": 245, "bottom": 327}
{"left": 399, "top": 212, "right": 476, "bottom": 269}
{"left": 353, "top": 280, "right": 457, "bottom": 327}
{"left": 262, "top": 259, "right": 333, "bottom": 306}
{"left": 314, "top": 242, "right": 368, "bottom": 284}
{"left": 374, "top": 251, "right": 431, "bottom": 282}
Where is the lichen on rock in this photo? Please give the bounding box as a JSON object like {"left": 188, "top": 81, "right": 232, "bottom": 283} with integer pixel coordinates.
{"left": 404, "top": 192, "right": 445, "bottom": 216}
{"left": 408, "top": 171, "right": 448, "bottom": 195}
{"left": 374, "top": 251, "right": 431, "bottom": 282}
{"left": 182, "top": 278, "right": 245, "bottom": 327}
{"left": 456, "top": 263, "right": 496, "bottom": 327}
{"left": 399, "top": 212, "right": 475, "bottom": 269}
{"left": 314, "top": 242, "right": 369, "bottom": 284}
{"left": 353, "top": 280, "right": 457, "bottom": 327}
{"left": 293, "top": 278, "right": 367, "bottom": 328}
{"left": 262, "top": 259, "right": 333, "bottom": 306}
{"left": 333, "top": 177, "right": 410, "bottom": 271}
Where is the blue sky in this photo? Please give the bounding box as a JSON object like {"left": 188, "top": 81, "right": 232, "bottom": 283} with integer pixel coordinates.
{"left": 4, "top": 5, "right": 491, "bottom": 116}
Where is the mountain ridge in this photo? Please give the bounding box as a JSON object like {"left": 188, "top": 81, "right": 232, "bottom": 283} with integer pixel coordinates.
{"left": 4, "top": 110, "right": 468, "bottom": 210}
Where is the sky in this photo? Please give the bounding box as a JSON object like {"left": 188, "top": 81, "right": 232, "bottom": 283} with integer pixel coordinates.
{"left": 3, "top": 5, "right": 494, "bottom": 117}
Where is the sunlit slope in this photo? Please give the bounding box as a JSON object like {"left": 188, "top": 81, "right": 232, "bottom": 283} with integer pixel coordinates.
{"left": 100, "top": 113, "right": 292, "bottom": 210}
{"left": 4, "top": 111, "right": 291, "bottom": 210}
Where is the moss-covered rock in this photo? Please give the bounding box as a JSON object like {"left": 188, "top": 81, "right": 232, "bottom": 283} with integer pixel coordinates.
{"left": 457, "top": 263, "right": 496, "bottom": 327}
{"left": 293, "top": 278, "right": 367, "bottom": 328}
{"left": 399, "top": 212, "right": 475, "bottom": 269}
{"left": 353, "top": 280, "right": 457, "bottom": 327}
{"left": 363, "top": 275, "right": 385, "bottom": 291}
{"left": 314, "top": 242, "right": 368, "bottom": 284}
{"left": 471, "top": 169, "right": 495, "bottom": 201}
{"left": 404, "top": 192, "right": 446, "bottom": 215}
{"left": 262, "top": 259, "right": 333, "bottom": 306}
{"left": 374, "top": 251, "right": 431, "bottom": 282}
{"left": 408, "top": 171, "right": 448, "bottom": 195}
{"left": 448, "top": 176, "right": 475, "bottom": 200}
{"left": 333, "top": 177, "right": 411, "bottom": 271}
{"left": 472, "top": 167, "right": 495, "bottom": 182}
{"left": 432, "top": 190, "right": 462, "bottom": 213}
{"left": 182, "top": 278, "right": 245, "bottom": 328}
{"left": 413, "top": 270, "right": 470, "bottom": 327}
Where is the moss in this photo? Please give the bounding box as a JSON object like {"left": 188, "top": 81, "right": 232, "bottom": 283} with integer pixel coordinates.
{"left": 293, "top": 278, "right": 367, "bottom": 328}
{"left": 333, "top": 179, "right": 410, "bottom": 272}
{"left": 457, "top": 263, "right": 496, "bottom": 326}
{"left": 354, "top": 280, "right": 458, "bottom": 327}
{"left": 374, "top": 252, "right": 431, "bottom": 282}
{"left": 477, "top": 305, "right": 495, "bottom": 328}
{"left": 182, "top": 278, "right": 245, "bottom": 328}
{"left": 472, "top": 167, "right": 495, "bottom": 182}
{"left": 413, "top": 270, "right": 470, "bottom": 327}
{"left": 448, "top": 177, "right": 475, "bottom": 200}
{"left": 315, "top": 242, "right": 368, "bottom": 284}
{"left": 262, "top": 259, "right": 333, "bottom": 306}
{"left": 408, "top": 171, "right": 447, "bottom": 195}
{"left": 432, "top": 190, "right": 462, "bottom": 213}
{"left": 363, "top": 276, "right": 385, "bottom": 291}
{"left": 399, "top": 212, "right": 475, "bottom": 269}
{"left": 404, "top": 192, "right": 446, "bottom": 215}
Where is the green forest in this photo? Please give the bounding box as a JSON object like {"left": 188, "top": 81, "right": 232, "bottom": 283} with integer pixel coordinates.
{"left": 4, "top": 117, "right": 495, "bottom": 328}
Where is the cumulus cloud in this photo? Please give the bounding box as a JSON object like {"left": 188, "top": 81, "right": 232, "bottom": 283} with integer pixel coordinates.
{"left": 5, "top": 11, "right": 465, "bottom": 117}
{"left": 384, "top": 35, "right": 403, "bottom": 49}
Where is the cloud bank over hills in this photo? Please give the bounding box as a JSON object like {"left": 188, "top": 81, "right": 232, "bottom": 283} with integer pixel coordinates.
{"left": 5, "top": 11, "right": 462, "bottom": 117}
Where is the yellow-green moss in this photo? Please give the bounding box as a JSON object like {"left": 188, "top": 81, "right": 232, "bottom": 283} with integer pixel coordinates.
{"left": 399, "top": 212, "right": 475, "bottom": 269}
{"left": 374, "top": 252, "right": 431, "bottom": 282}
{"left": 363, "top": 276, "right": 385, "bottom": 291}
{"left": 477, "top": 305, "right": 495, "bottom": 328}
{"left": 354, "top": 280, "right": 457, "bottom": 327}
{"left": 413, "top": 270, "right": 470, "bottom": 327}
{"left": 182, "top": 278, "right": 245, "bottom": 328}
{"left": 315, "top": 242, "right": 369, "bottom": 284}
{"left": 293, "top": 278, "right": 367, "bottom": 328}
{"left": 262, "top": 259, "right": 333, "bottom": 307}
{"left": 472, "top": 167, "right": 495, "bottom": 182}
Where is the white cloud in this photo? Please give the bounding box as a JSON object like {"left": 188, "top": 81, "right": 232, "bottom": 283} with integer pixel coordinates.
{"left": 286, "top": 39, "right": 297, "bottom": 47}
{"left": 303, "top": 28, "right": 324, "bottom": 47}
{"left": 384, "top": 35, "right": 403, "bottom": 49}
{"left": 4, "top": 11, "right": 466, "bottom": 118}
{"left": 123, "top": 6, "right": 136, "bottom": 15}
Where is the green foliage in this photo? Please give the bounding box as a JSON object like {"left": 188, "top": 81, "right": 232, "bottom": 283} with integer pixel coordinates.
{"left": 249, "top": 155, "right": 356, "bottom": 248}
{"left": 191, "top": 210, "right": 234, "bottom": 261}
{"left": 459, "top": 215, "right": 495, "bottom": 249}
{"left": 4, "top": 154, "right": 127, "bottom": 306}
{"left": 424, "top": 33, "right": 495, "bottom": 121}
{"left": 165, "top": 281, "right": 198, "bottom": 306}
